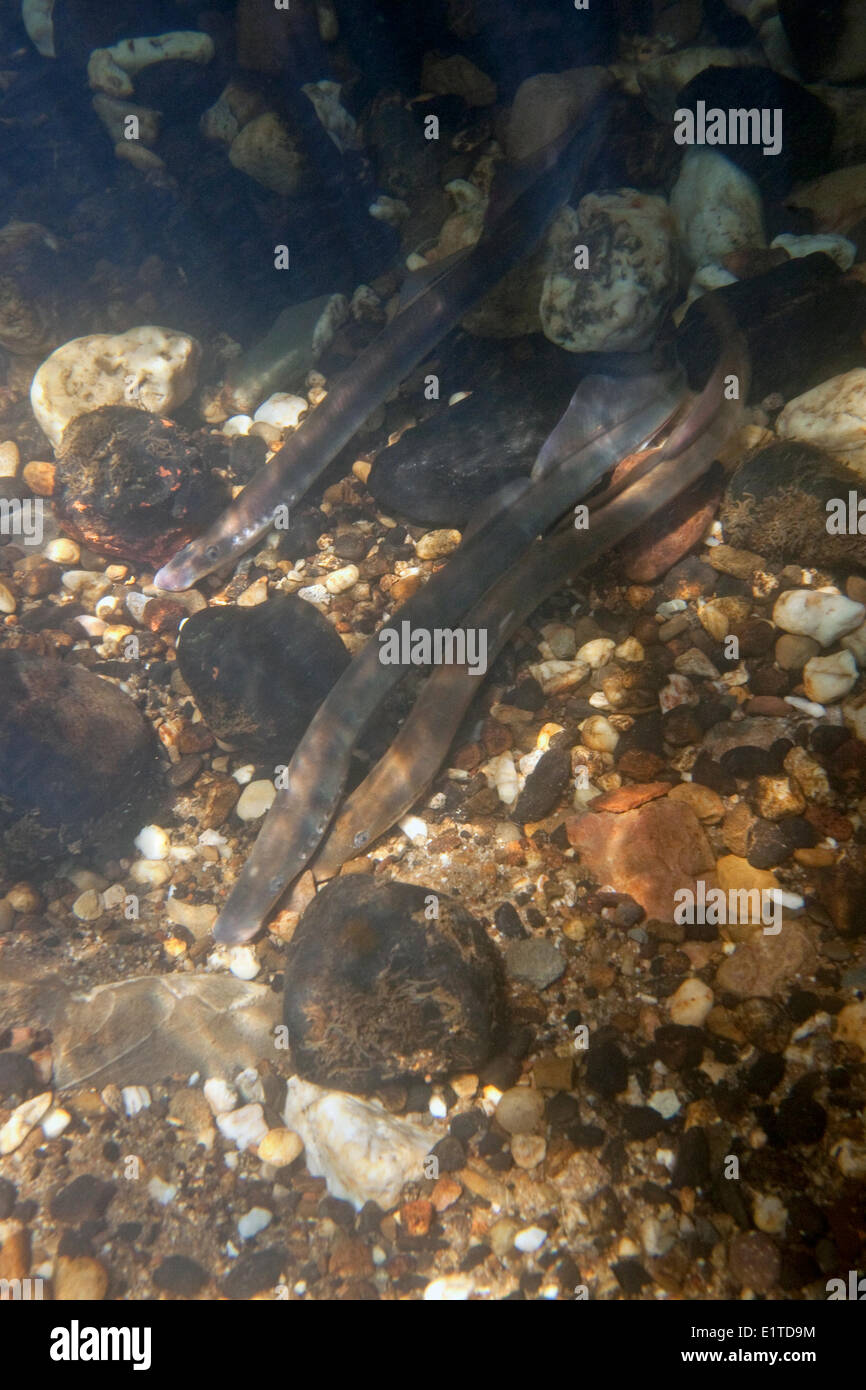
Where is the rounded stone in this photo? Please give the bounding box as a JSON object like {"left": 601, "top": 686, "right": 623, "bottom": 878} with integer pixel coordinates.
{"left": 176, "top": 595, "right": 350, "bottom": 759}
{"left": 282, "top": 877, "right": 506, "bottom": 1092}
{"left": 495, "top": 1087, "right": 546, "bottom": 1135}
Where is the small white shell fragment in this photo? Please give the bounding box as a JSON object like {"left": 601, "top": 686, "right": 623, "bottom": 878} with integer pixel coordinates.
{"left": 204, "top": 1078, "right": 238, "bottom": 1115}
{"left": 398, "top": 814, "right": 427, "bottom": 845}
{"left": 122, "top": 1085, "right": 151, "bottom": 1117}
{"left": 424, "top": 1274, "right": 474, "bottom": 1300}
{"left": 668, "top": 978, "right": 714, "bottom": 1026}
{"left": 227, "top": 946, "right": 260, "bottom": 981}
{"left": 648, "top": 1089, "right": 681, "bottom": 1119}
{"left": 485, "top": 752, "right": 520, "bottom": 806}
{"left": 134, "top": 824, "right": 170, "bottom": 860}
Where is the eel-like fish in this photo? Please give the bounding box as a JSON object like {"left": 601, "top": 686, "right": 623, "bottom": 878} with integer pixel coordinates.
{"left": 313, "top": 300, "right": 748, "bottom": 875}
{"left": 153, "top": 105, "right": 610, "bottom": 591}
{"left": 211, "top": 297, "right": 746, "bottom": 944}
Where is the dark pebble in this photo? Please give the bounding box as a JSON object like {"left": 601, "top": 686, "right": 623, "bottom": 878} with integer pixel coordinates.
{"left": 460, "top": 1244, "right": 491, "bottom": 1272}
{"left": 546, "top": 1093, "right": 581, "bottom": 1128}
{"left": 513, "top": 745, "right": 571, "bottom": 822}
{"left": 585, "top": 1039, "right": 629, "bottom": 1098}
{"left": 728, "top": 1231, "right": 780, "bottom": 1293}
{"left": 50, "top": 1175, "right": 116, "bottom": 1223}
{"left": 479, "top": 1055, "right": 522, "bottom": 1091}
{"left": 54, "top": 407, "right": 227, "bottom": 568}
{"left": 429, "top": 1136, "right": 466, "bottom": 1172}
{"left": 671, "top": 1127, "right": 710, "bottom": 1189}
{"left": 567, "top": 1123, "right": 605, "bottom": 1149}
{"left": 744, "top": 1052, "right": 785, "bottom": 1098}
{"left": 222, "top": 1247, "right": 287, "bottom": 1300}
{"left": 150, "top": 1256, "right": 209, "bottom": 1295}
{"left": 690, "top": 751, "right": 737, "bottom": 796}
{"left": 719, "top": 744, "right": 774, "bottom": 779}
{"left": 622, "top": 1106, "right": 667, "bottom": 1140}
{"left": 0, "top": 650, "right": 158, "bottom": 874}
{"left": 774, "top": 1094, "right": 827, "bottom": 1146}
{"left": 450, "top": 1109, "right": 485, "bottom": 1143}
{"left": 282, "top": 877, "right": 506, "bottom": 1091}
{"left": 0, "top": 1050, "right": 36, "bottom": 1101}
{"left": 734, "top": 998, "right": 791, "bottom": 1053}
{"left": 494, "top": 902, "right": 527, "bottom": 940}
{"left": 176, "top": 595, "right": 350, "bottom": 760}
{"left": 613, "top": 1259, "right": 652, "bottom": 1294}
{"left": 0, "top": 1177, "right": 17, "bottom": 1219}
{"left": 654, "top": 1024, "right": 704, "bottom": 1071}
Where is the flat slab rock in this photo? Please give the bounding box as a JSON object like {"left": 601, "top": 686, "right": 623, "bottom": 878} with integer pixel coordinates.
{"left": 566, "top": 797, "right": 715, "bottom": 921}
{"left": 283, "top": 877, "right": 507, "bottom": 1092}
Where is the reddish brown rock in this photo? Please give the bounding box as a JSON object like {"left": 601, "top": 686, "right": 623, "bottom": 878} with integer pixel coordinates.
{"left": 805, "top": 805, "right": 853, "bottom": 841}
{"left": 588, "top": 781, "right": 673, "bottom": 813}
{"left": 714, "top": 924, "right": 814, "bottom": 998}
{"left": 615, "top": 749, "right": 667, "bottom": 781}
{"left": 743, "top": 696, "right": 791, "bottom": 717}
{"left": 622, "top": 474, "right": 723, "bottom": 583}
{"left": 566, "top": 798, "right": 715, "bottom": 920}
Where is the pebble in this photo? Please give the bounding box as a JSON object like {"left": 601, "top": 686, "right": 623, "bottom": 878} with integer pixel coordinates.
{"left": 41, "top": 1107, "right": 71, "bottom": 1139}
{"left": 728, "top": 1231, "right": 780, "bottom": 1294}
{"left": 50, "top": 1174, "right": 115, "bottom": 1222}
{"left": 324, "top": 563, "right": 359, "bottom": 594}
{"left": 835, "top": 1001, "right": 866, "bottom": 1056}
{"left": 53, "top": 1255, "right": 108, "bottom": 1301}
{"left": 495, "top": 1087, "right": 546, "bottom": 1135}
{"left": 216, "top": 1102, "right": 268, "bottom": 1152}
{"left": 257, "top": 1128, "right": 304, "bottom": 1167}
{"left": 121, "top": 1085, "right": 151, "bottom": 1117}
{"left": 283, "top": 877, "right": 505, "bottom": 1090}
{"left": 134, "top": 824, "right": 170, "bottom": 860}
{"left": 772, "top": 589, "right": 864, "bottom": 648}
{"left": 802, "top": 649, "right": 858, "bottom": 704}
{"left": 165, "top": 899, "right": 217, "bottom": 936}
{"left": 511, "top": 1134, "right": 547, "bottom": 1169}
{"left": 514, "top": 1225, "right": 547, "bottom": 1253}
{"left": 754, "top": 775, "right": 806, "bottom": 821}
{"left": 147, "top": 1177, "right": 178, "bottom": 1206}
{"left": 715, "top": 924, "right": 813, "bottom": 998}
{"left": 503, "top": 939, "right": 565, "bottom": 990}
{"left": 667, "top": 783, "right": 724, "bottom": 824}
{"left": 237, "top": 1207, "right": 272, "bottom": 1240}
{"left": 581, "top": 714, "right": 619, "bottom": 752}
{"left": 668, "top": 978, "right": 714, "bottom": 1027}
{"left": 235, "top": 779, "right": 276, "bottom": 821}
{"left": 204, "top": 1078, "right": 238, "bottom": 1115}
{"left": 283, "top": 1076, "right": 433, "bottom": 1211}
{"left": 775, "top": 633, "right": 820, "bottom": 669}
{"left": 6, "top": 882, "right": 43, "bottom": 913}
{"left": 0, "top": 580, "right": 16, "bottom": 614}
{"left": 71, "top": 888, "right": 103, "bottom": 921}
{"left": 153, "top": 1255, "right": 209, "bottom": 1296}
{"left": 0, "top": 1092, "right": 52, "bottom": 1154}
{"left": 0, "top": 440, "right": 19, "bottom": 476}
{"left": 129, "top": 859, "right": 171, "bottom": 887}
{"left": 415, "top": 529, "right": 461, "bottom": 559}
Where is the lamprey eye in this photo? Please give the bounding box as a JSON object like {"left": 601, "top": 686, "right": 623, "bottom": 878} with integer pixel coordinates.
{"left": 205, "top": 545, "right": 220, "bottom": 563}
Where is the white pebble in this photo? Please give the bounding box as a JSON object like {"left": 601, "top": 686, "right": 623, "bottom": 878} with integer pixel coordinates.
{"left": 577, "top": 637, "right": 615, "bottom": 669}
{"left": 773, "top": 589, "right": 864, "bottom": 649}
{"left": 0, "top": 440, "right": 19, "bottom": 476}
{"left": 424, "top": 1274, "right": 474, "bottom": 1300}
{"left": 324, "top": 563, "right": 359, "bottom": 594}
{"left": 580, "top": 714, "right": 619, "bottom": 753}
{"left": 222, "top": 414, "right": 253, "bottom": 436}
{"left": 204, "top": 1078, "right": 238, "bottom": 1115}
{"left": 235, "top": 779, "right": 276, "bottom": 821}
{"left": 0, "top": 1093, "right": 52, "bottom": 1155}
{"left": 428, "top": 1095, "right": 448, "bottom": 1119}
{"left": 297, "top": 583, "right": 329, "bottom": 604}
{"left": 41, "top": 1107, "right": 71, "bottom": 1139}
{"left": 134, "top": 824, "right": 170, "bottom": 860}
{"left": 227, "top": 946, "right": 260, "bottom": 981}
{"left": 253, "top": 393, "right": 308, "bottom": 430}
{"left": 803, "top": 649, "right": 858, "bottom": 704}
{"left": 147, "top": 1177, "right": 177, "bottom": 1206}
{"left": 217, "top": 1103, "right": 268, "bottom": 1152}
{"left": 514, "top": 1225, "right": 547, "bottom": 1253}
{"left": 122, "top": 1085, "right": 151, "bottom": 1117}
{"left": 43, "top": 537, "right": 79, "bottom": 564}
{"left": 784, "top": 695, "right": 826, "bottom": 717}
{"left": 648, "top": 1089, "right": 681, "bottom": 1119}
{"left": 237, "top": 1207, "right": 273, "bottom": 1240}
{"left": 129, "top": 858, "right": 172, "bottom": 887}
{"left": 398, "top": 814, "right": 427, "bottom": 845}
{"left": 0, "top": 581, "right": 17, "bottom": 614}
{"left": 669, "top": 978, "right": 714, "bottom": 1027}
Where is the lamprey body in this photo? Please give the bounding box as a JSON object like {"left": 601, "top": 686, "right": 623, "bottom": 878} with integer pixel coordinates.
{"left": 154, "top": 108, "right": 609, "bottom": 591}
{"left": 212, "top": 299, "right": 746, "bottom": 944}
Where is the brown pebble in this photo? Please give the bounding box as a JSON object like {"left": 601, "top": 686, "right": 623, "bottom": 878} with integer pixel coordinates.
{"left": 328, "top": 1238, "right": 374, "bottom": 1279}
{"left": 193, "top": 773, "right": 240, "bottom": 829}
{"left": 0, "top": 1220, "right": 30, "bottom": 1280}
{"left": 143, "top": 597, "right": 188, "bottom": 634}
{"left": 431, "top": 1176, "right": 462, "bottom": 1212}
{"left": 743, "top": 696, "right": 790, "bottom": 717}
{"left": 22, "top": 460, "right": 55, "bottom": 495}
{"left": 481, "top": 718, "right": 511, "bottom": 756}
{"left": 400, "top": 1198, "right": 434, "bottom": 1237}
{"left": 589, "top": 781, "right": 672, "bottom": 813}
{"left": 805, "top": 804, "right": 853, "bottom": 841}
{"left": 616, "top": 748, "right": 667, "bottom": 781}
{"left": 728, "top": 1231, "right": 780, "bottom": 1293}
{"left": 53, "top": 1254, "right": 108, "bottom": 1300}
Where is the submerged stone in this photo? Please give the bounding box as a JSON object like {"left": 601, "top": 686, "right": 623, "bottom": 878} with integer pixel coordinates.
{"left": 176, "top": 594, "right": 350, "bottom": 758}
{"left": 283, "top": 877, "right": 507, "bottom": 1092}
{"left": 0, "top": 650, "right": 158, "bottom": 873}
